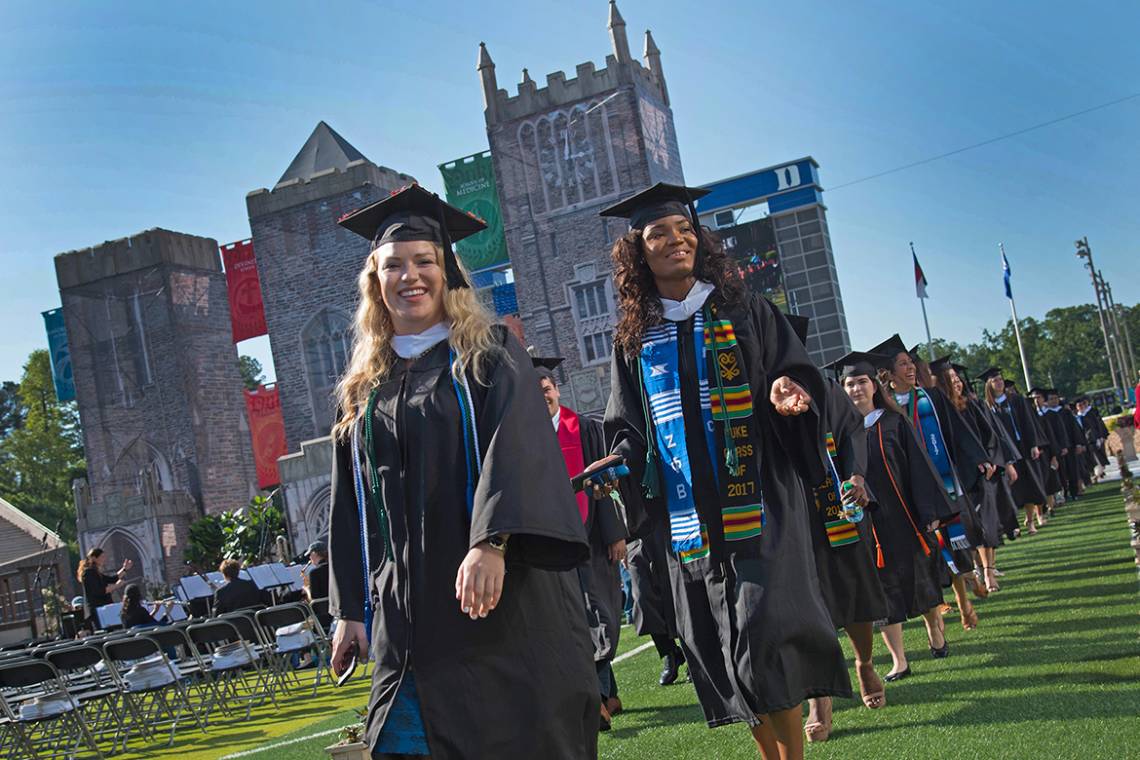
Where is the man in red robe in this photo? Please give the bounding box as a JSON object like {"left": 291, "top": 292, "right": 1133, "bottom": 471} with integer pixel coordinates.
{"left": 533, "top": 356, "right": 629, "bottom": 729}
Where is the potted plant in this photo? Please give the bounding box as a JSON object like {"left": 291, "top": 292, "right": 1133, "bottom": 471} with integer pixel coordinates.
{"left": 326, "top": 711, "right": 369, "bottom": 760}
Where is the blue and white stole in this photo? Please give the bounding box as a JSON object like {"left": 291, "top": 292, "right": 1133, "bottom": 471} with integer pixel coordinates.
{"left": 639, "top": 312, "right": 716, "bottom": 554}
{"left": 900, "top": 388, "right": 970, "bottom": 552}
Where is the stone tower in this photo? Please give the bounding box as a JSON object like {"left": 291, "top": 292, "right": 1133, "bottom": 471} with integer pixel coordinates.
{"left": 245, "top": 122, "right": 417, "bottom": 448}
{"left": 480, "top": 1, "right": 683, "bottom": 413}
{"left": 56, "top": 229, "right": 259, "bottom": 586}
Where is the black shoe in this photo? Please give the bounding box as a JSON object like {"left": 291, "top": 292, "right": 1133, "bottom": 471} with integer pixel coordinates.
{"left": 884, "top": 666, "right": 911, "bottom": 682}
{"left": 659, "top": 650, "right": 684, "bottom": 686}
{"left": 930, "top": 642, "right": 950, "bottom": 659}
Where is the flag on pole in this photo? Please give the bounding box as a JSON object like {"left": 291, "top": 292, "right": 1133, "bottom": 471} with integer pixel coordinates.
{"left": 1002, "top": 248, "right": 1013, "bottom": 299}
{"left": 913, "top": 250, "right": 928, "bottom": 299}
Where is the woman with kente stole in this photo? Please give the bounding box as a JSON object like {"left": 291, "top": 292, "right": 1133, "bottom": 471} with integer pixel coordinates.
{"left": 601, "top": 183, "right": 850, "bottom": 760}
{"left": 871, "top": 335, "right": 989, "bottom": 654}
{"left": 787, "top": 315, "right": 888, "bottom": 743}
{"left": 838, "top": 351, "right": 957, "bottom": 682}
{"left": 327, "top": 185, "right": 597, "bottom": 760}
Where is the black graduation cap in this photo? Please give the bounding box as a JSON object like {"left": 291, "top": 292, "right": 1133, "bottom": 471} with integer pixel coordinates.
{"left": 976, "top": 367, "right": 1003, "bottom": 382}
{"left": 928, "top": 355, "right": 953, "bottom": 374}
{"left": 599, "top": 182, "right": 711, "bottom": 231}
{"left": 785, "top": 314, "right": 809, "bottom": 346}
{"left": 1028, "top": 387, "right": 1048, "bottom": 398}
{"left": 952, "top": 363, "right": 976, "bottom": 393}
{"left": 868, "top": 334, "right": 908, "bottom": 361}
{"left": 530, "top": 355, "right": 564, "bottom": 381}
{"left": 1074, "top": 395, "right": 1091, "bottom": 404}
{"left": 337, "top": 184, "right": 486, "bottom": 289}
{"left": 825, "top": 351, "right": 891, "bottom": 380}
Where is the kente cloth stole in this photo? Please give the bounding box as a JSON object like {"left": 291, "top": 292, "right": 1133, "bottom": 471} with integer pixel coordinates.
{"left": 555, "top": 407, "right": 590, "bottom": 524}
{"left": 814, "top": 432, "right": 859, "bottom": 548}
{"left": 353, "top": 346, "right": 482, "bottom": 629}
{"left": 903, "top": 388, "right": 969, "bottom": 550}
{"left": 639, "top": 307, "right": 764, "bottom": 559}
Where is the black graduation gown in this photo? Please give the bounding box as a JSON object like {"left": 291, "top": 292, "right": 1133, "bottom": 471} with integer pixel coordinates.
{"left": 573, "top": 412, "right": 629, "bottom": 667}
{"left": 981, "top": 401, "right": 1024, "bottom": 538}
{"left": 897, "top": 386, "right": 987, "bottom": 579}
{"left": 605, "top": 293, "right": 851, "bottom": 727}
{"left": 1037, "top": 408, "right": 1071, "bottom": 494}
{"left": 958, "top": 398, "right": 1006, "bottom": 548}
{"left": 806, "top": 379, "right": 888, "bottom": 629}
{"left": 1080, "top": 408, "right": 1110, "bottom": 467}
{"left": 1059, "top": 407, "right": 1086, "bottom": 489}
{"left": 623, "top": 510, "right": 679, "bottom": 641}
{"left": 1029, "top": 403, "right": 1063, "bottom": 494}
{"left": 863, "top": 410, "right": 955, "bottom": 624}
{"left": 328, "top": 330, "right": 597, "bottom": 760}
{"left": 990, "top": 395, "right": 1047, "bottom": 507}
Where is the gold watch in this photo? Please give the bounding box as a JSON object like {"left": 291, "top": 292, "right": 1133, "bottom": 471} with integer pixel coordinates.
{"left": 485, "top": 534, "right": 509, "bottom": 554}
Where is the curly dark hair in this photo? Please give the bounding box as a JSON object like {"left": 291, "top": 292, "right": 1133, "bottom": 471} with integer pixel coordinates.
{"left": 611, "top": 226, "right": 746, "bottom": 356}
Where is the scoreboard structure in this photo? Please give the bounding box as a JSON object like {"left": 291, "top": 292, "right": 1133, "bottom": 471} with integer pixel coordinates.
{"left": 698, "top": 157, "right": 851, "bottom": 366}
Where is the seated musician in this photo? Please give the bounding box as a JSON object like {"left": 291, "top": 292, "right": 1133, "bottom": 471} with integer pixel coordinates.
{"left": 212, "top": 558, "right": 270, "bottom": 614}
{"left": 120, "top": 583, "right": 175, "bottom": 629}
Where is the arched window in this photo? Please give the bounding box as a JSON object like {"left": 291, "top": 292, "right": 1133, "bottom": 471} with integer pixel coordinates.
{"left": 519, "top": 101, "right": 619, "bottom": 215}
{"left": 302, "top": 309, "right": 352, "bottom": 435}
{"left": 304, "top": 485, "right": 332, "bottom": 544}
{"left": 99, "top": 529, "right": 146, "bottom": 588}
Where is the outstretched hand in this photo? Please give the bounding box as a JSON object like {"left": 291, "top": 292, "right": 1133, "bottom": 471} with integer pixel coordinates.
{"left": 770, "top": 376, "right": 811, "bottom": 416}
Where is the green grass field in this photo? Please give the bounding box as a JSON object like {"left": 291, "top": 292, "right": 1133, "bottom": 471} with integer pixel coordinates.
{"left": 111, "top": 482, "right": 1139, "bottom": 759}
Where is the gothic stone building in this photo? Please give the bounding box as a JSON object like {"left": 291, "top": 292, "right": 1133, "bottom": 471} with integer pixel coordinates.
{"left": 481, "top": 1, "right": 683, "bottom": 413}
{"left": 56, "top": 229, "right": 258, "bottom": 588}
{"left": 246, "top": 122, "right": 417, "bottom": 551}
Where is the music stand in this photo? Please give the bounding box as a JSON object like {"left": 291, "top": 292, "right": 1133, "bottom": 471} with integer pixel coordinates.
{"left": 95, "top": 603, "right": 123, "bottom": 632}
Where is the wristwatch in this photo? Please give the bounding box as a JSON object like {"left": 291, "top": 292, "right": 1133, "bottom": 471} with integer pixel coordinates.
{"left": 485, "top": 534, "right": 509, "bottom": 554}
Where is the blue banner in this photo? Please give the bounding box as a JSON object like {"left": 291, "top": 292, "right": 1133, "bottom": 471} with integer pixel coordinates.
{"left": 41, "top": 308, "right": 75, "bottom": 402}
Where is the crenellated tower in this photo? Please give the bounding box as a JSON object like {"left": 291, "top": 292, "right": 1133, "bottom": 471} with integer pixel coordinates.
{"left": 479, "top": 1, "right": 681, "bottom": 413}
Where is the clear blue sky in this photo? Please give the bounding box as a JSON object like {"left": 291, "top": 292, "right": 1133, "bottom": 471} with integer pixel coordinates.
{"left": 2, "top": 0, "right": 1138, "bottom": 384}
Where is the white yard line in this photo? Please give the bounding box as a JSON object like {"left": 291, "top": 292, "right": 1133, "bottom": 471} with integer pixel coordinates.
{"left": 220, "top": 641, "right": 656, "bottom": 757}
{"left": 217, "top": 725, "right": 346, "bottom": 758}
{"left": 612, "top": 639, "right": 655, "bottom": 664}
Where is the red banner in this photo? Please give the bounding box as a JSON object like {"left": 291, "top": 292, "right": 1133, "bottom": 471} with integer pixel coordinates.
{"left": 244, "top": 385, "right": 287, "bottom": 489}
{"left": 221, "top": 240, "right": 267, "bottom": 343}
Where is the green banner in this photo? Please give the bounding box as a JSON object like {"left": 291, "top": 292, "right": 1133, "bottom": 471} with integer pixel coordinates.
{"left": 438, "top": 151, "right": 508, "bottom": 272}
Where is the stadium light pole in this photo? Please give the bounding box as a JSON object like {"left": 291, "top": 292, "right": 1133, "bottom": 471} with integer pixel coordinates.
{"left": 1075, "top": 237, "right": 1121, "bottom": 400}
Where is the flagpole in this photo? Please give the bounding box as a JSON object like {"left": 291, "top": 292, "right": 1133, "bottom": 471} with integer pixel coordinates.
{"left": 911, "top": 242, "right": 935, "bottom": 360}
{"left": 1000, "top": 242, "right": 1032, "bottom": 390}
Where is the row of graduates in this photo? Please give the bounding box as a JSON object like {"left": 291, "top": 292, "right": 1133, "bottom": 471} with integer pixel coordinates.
{"left": 319, "top": 180, "right": 1106, "bottom": 760}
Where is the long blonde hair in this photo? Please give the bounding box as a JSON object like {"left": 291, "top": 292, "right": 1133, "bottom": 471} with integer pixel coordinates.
{"left": 332, "top": 243, "right": 502, "bottom": 440}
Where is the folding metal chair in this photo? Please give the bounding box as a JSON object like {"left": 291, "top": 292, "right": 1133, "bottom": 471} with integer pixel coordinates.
{"left": 102, "top": 634, "right": 206, "bottom": 747}
{"left": 45, "top": 643, "right": 144, "bottom": 754}
{"left": 186, "top": 619, "right": 277, "bottom": 721}
{"left": 0, "top": 657, "right": 104, "bottom": 760}
{"left": 143, "top": 625, "right": 227, "bottom": 727}
{"left": 255, "top": 604, "right": 328, "bottom": 696}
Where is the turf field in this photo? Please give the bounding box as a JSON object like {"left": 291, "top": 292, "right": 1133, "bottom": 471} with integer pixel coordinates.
{"left": 110, "top": 482, "right": 1138, "bottom": 759}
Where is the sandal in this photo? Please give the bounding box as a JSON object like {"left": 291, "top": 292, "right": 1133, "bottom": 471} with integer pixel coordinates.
{"left": 965, "top": 572, "right": 989, "bottom": 599}
{"left": 856, "top": 662, "right": 886, "bottom": 709}
{"left": 983, "top": 566, "right": 1000, "bottom": 593}
{"left": 804, "top": 697, "right": 832, "bottom": 742}
{"left": 960, "top": 604, "right": 978, "bottom": 631}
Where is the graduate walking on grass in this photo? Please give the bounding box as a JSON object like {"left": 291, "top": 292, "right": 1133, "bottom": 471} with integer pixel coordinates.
{"left": 787, "top": 317, "right": 888, "bottom": 743}
{"left": 839, "top": 353, "right": 957, "bottom": 683}
{"left": 600, "top": 183, "right": 851, "bottom": 760}
{"left": 326, "top": 185, "right": 598, "bottom": 760}
{"left": 533, "top": 355, "right": 630, "bottom": 731}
